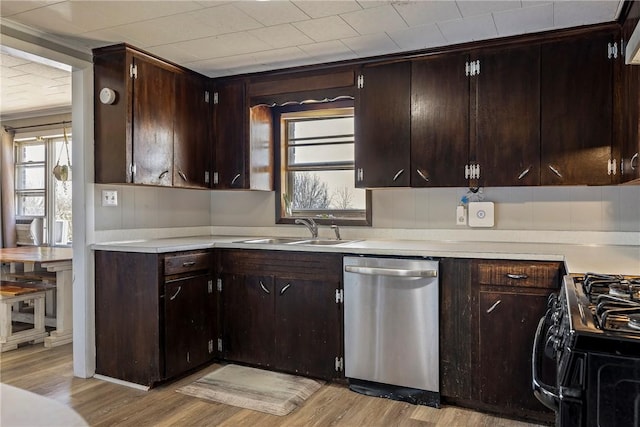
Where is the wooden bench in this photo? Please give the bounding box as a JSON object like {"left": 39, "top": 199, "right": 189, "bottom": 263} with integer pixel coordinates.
{"left": 0, "top": 281, "right": 48, "bottom": 352}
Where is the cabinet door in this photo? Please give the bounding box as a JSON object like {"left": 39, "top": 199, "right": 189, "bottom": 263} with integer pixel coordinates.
{"left": 173, "top": 73, "right": 211, "bottom": 188}
{"left": 411, "top": 54, "right": 469, "bottom": 187}
{"left": 274, "top": 277, "right": 341, "bottom": 380}
{"left": 164, "top": 275, "right": 214, "bottom": 379}
{"left": 478, "top": 291, "right": 550, "bottom": 413}
{"left": 474, "top": 45, "right": 540, "bottom": 186}
{"left": 132, "top": 56, "right": 175, "bottom": 186}
{"left": 221, "top": 273, "right": 274, "bottom": 367}
{"left": 620, "top": 12, "right": 640, "bottom": 182}
{"left": 214, "top": 80, "right": 246, "bottom": 189}
{"left": 541, "top": 33, "right": 614, "bottom": 185}
{"left": 355, "top": 62, "right": 411, "bottom": 187}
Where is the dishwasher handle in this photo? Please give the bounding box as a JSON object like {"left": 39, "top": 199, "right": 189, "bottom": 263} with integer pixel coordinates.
{"left": 344, "top": 265, "right": 437, "bottom": 278}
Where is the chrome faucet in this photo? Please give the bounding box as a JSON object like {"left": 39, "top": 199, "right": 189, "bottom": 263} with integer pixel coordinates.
{"left": 331, "top": 224, "right": 341, "bottom": 240}
{"left": 295, "top": 218, "right": 318, "bottom": 238}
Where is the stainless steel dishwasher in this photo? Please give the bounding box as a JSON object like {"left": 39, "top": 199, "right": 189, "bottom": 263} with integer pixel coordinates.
{"left": 343, "top": 256, "right": 440, "bottom": 407}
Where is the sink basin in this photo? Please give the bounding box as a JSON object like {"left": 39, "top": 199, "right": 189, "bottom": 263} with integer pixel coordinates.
{"left": 236, "top": 238, "right": 303, "bottom": 245}
{"left": 294, "top": 239, "right": 358, "bottom": 246}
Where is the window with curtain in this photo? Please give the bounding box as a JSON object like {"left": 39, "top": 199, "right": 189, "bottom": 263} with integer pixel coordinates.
{"left": 14, "top": 131, "right": 72, "bottom": 245}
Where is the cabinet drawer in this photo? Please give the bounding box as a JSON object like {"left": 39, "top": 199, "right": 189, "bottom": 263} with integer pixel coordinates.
{"left": 477, "top": 261, "right": 561, "bottom": 289}
{"left": 164, "top": 252, "right": 211, "bottom": 275}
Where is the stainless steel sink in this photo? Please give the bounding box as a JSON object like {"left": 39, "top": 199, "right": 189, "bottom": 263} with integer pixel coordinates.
{"left": 235, "top": 237, "right": 303, "bottom": 245}
{"left": 293, "top": 239, "right": 358, "bottom": 246}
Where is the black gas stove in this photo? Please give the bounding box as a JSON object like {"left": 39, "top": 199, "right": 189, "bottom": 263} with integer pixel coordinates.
{"left": 533, "top": 273, "right": 640, "bottom": 427}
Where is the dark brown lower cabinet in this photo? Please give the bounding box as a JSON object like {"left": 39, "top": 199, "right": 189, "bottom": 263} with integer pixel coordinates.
{"left": 440, "top": 258, "right": 561, "bottom": 423}
{"left": 95, "top": 250, "right": 216, "bottom": 387}
{"left": 219, "top": 249, "right": 343, "bottom": 381}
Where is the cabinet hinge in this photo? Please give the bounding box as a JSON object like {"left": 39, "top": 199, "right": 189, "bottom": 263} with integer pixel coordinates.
{"left": 608, "top": 158, "right": 617, "bottom": 176}
{"left": 205, "top": 171, "right": 210, "bottom": 184}
{"left": 204, "top": 90, "right": 210, "bottom": 103}
{"left": 213, "top": 172, "right": 219, "bottom": 185}
{"left": 217, "top": 338, "right": 223, "bottom": 352}
{"left": 356, "top": 168, "right": 364, "bottom": 182}
{"left": 208, "top": 279, "right": 213, "bottom": 294}
{"left": 357, "top": 75, "right": 364, "bottom": 89}
{"left": 607, "top": 42, "right": 618, "bottom": 59}
{"left": 213, "top": 92, "right": 219, "bottom": 104}
{"left": 335, "top": 289, "right": 343, "bottom": 304}
{"left": 129, "top": 64, "right": 138, "bottom": 79}
{"left": 130, "top": 163, "right": 136, "bottom": 179}
{"left": 465, "top": 60, "right": 480, "bottom": 76}
{"left": 216, "top": 278, "right": 222, "bottom": 292}
{"left": 335, "top": 356, "right": 344, "bottom": 372}
{"left": 464, "top": 164, "right": 480, "bottom": 179}
{"left": 208, "top": 339, "right": 214, "bottom": 353}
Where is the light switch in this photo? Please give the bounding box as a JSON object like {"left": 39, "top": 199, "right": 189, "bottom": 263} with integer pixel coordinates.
{"left": 102, "top": 190, "right": 118, "bottom": 207}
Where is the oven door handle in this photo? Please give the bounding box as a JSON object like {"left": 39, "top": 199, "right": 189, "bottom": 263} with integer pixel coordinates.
{"left": 532, "top": 316, "right": 560, "bottom": 411}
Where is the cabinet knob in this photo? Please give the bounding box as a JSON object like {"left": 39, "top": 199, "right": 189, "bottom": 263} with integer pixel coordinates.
{"left": 517, "top": 166, "right": 531, "bottom": 180}
{"left": 506, "top": 273, "right": 528, "bottom": 280}
{"left": 169, "top": 286, "right": 182, "bottom": 301}
{"left": 178, "top": 170, "right": 188, "bottom": 182}
{"left": 548, "top": 164, "right": 563, "bottom": 178}
{"left": 631, "top": 153, "right": 639, "bottom": 171}
{"left": 231, "top": 173, "right": 241, "bottom": 185}
{"left": 416, "top": 169, "right": 429, "bottom": 182}
{"left": 486, "top": 300, "right": 502, "bottom": 314}
{"left": 159, "top": 170, "right": 169, "bottom": 180}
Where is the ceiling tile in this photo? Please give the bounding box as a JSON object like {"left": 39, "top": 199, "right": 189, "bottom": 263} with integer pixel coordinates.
{"left": 553, "top": 1, "right": 620, "bottom": 28}
{"left": 393, "top": 1, "right": 461, "bottom": 27}
{"left": 0, "top": 52, "right": 29, "bottom": 68}
{"left": 456, "top": 1, "right": 522, "bottom": 18}
{"left": 387, "top": 24, "right": 447, "bottom": 51}
{"left": 341, "top": 4, "right": 408, "bottom": 35}
{"left": 185, "top": 4, "right": 263, "bottom": 35}
{"left": 104, "top": 15, "right": 216, "bottom": 48}
{"left": 252, "top": 46, "right": 309, "bottom": 67}
{"left": 148, "top": 44, "right": 217, "bottom": 66}
{"left": 341, "top": 33, "right": 399, "bottom": 58}
{"left": 293, "top": 16, "right": 359, "bottom": 42}
{"left": 0, "top": 1, "right": 52, "bottom": 17}
{"left": 293, "top": 1, "right": 362, "bottom": 18}
{"left": 233, "top": 1, "right": 309, "bottom": 26}
{"left": 248, "top": 24, "right": 314, "bottom": 49}
{"left": 1, "top": 66, "right": 26, "bottom": 79}
{"left": 438, "top": 13, "right": 498, "bottom": 45}
{"left": 298, "top": 40, "right": 356, "bottom": 62}
{"left": 356, "top": 1, "right": 391, "bottom": 10}
{"left": 13, "top": 61, "right": 69, "bottom": 79}
{"left": 162, "top": 32, "right": 271, "bottom": 61}
{"left": 77, "top": 28, "right": 148, "bottom": 50}
{"left": 494, "top": 3, "right": 554, "bottom": 37}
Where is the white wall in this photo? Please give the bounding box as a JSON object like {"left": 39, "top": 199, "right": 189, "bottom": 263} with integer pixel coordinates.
{"left": 93, "top": 184, "right": 640, "bottom": 234}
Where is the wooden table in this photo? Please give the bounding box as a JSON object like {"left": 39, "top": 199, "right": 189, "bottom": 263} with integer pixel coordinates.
{"left": 0, "top": 247, "right": 73, "bottom": 348}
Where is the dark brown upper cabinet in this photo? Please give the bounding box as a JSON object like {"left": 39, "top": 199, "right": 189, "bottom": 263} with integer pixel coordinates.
{"left": 472, "top": 45, "right": 541, "bottom": 186}
{"left": 212, "top": 79, "right": 247, "bottom": 189}
{"left": 540, "top": 31, "right": 617, "bottom": 185}
{"left": 619, "top": 3, "right": 640, "bottom": 183}
{"left": 355, "top": 61, "right": 411, "bottom": 188}
{"left": 173, "top": 72, "right": 211, "bottom": 189}
{"left": 212, "top": 79, "right": 273, "bottom": 191}
{"left": 94, "top": 44, "right": 211, "bottom": 187}
{"left": 411, "top": 53, "right": 470, "bottom": 187}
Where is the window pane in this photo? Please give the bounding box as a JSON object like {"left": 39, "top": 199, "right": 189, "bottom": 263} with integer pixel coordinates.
{"left": 288, "top": 143, "right": 354, "bottom": 166}
{"left": 18, "top": 144, "right": 45, "bottom": 162}
{"left": 290, "top": 117, "right": 353, "bottom": 140}
{"left": 17, "top": 194, "right": 45, "bottom": 216}
{"left": 289, "top": 171, "right": 366, "bottom": 211}
{"left": 15, "top": 164, "right": 45, "bottom": 190}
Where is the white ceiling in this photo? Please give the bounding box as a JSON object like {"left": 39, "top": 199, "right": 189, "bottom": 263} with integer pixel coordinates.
{"left": 0, "top": 0, "right": 625, "bottom": 118}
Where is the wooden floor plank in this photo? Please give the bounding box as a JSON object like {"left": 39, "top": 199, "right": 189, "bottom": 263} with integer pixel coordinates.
{"left": 0, "top": 344, "right": 544, "bottom": 426}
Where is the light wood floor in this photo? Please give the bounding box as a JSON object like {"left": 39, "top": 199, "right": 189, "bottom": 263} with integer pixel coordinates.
{"left": 1, "top": 344, "right": 543, "bottom": 426}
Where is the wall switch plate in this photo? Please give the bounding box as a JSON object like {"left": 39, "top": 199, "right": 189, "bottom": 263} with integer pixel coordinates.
{"left": 102, "top": 190, "right": 118, "bottom": 207}
{"left": 468, "top": 202, "right": 494, "bottom": 227}
{"left": 456, "top": 205, "right": 467, "bottom": 226}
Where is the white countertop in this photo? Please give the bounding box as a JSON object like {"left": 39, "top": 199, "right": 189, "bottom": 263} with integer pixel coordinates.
{"left": 91, "top": 235, "right": 640, "bottom": 276}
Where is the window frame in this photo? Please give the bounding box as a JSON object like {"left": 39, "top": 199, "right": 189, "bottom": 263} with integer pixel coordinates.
{"left": 273, "top": 100, "right": 371, "bottom": 226}
{"left": 13, "top": 131, "right": 73, "bottom": 246}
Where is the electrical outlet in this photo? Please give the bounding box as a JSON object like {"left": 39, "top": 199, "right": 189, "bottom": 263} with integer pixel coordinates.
{"left": 102, "top": 190, "right": 118, "bottom": 207}
{"left": 456, "top": 205, "right": 467, "bottom": 226}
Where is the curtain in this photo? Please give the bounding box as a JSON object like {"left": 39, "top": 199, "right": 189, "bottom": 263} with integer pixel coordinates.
{"left": 1, "top": 126, "right": 16, "bottom": 248}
